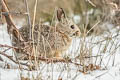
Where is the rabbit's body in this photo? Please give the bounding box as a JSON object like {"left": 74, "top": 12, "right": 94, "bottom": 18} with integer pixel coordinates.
{"left": 20, "top": 24, "right": 72, "bottom": 58}
{"left": 17, "top": 8, "right": 80, "bottom": 58}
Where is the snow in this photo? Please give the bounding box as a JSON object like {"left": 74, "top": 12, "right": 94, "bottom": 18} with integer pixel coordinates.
{"left": 0, "top": 24, "right": 15, "bottom": 65}
{"left": 0, "top": 23, "right": 120, "bottom": 80}
{"left": 73, "top": 15, "right": 81, "bottom": 24}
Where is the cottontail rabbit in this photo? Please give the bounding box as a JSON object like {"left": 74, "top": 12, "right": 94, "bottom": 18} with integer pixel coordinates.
{"left": 18, "top": 8, "right": 80, "bottom": 59}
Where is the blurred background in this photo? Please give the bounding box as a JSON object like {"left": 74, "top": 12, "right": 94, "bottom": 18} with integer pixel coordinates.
{"left": 0, "top": 0, "right": 120, "bottom": 35}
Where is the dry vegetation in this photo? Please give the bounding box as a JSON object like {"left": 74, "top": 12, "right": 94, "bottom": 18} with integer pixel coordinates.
{"left": 1, "top": 0, "right": 119, "bottom": 34}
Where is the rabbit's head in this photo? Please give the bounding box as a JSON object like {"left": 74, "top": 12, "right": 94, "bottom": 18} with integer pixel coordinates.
{"left": 56, "top": 8, "right": 80, "bottom": 38}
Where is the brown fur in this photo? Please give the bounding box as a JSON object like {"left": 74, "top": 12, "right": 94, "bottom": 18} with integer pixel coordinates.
{"left": 17, "top": 8, "right": 80, "bottom": 58}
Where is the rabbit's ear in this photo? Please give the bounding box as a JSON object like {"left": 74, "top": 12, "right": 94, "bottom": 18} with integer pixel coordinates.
{"left": 57, "top": 8, "right": 66, "bottom": 22}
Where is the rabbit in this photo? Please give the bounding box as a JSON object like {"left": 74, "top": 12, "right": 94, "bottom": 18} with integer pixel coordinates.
{"left": 18, "top": 8, "right": 81, "bottom": 59}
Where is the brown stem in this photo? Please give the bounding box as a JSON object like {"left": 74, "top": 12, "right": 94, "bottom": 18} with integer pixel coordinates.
{"left": 1, "top": 0, "right": 24, "bottom": 42}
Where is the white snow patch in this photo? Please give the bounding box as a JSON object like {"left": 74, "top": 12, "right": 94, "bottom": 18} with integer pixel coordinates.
{"left": 0, "top": 23, "right": 120, "bottom": 80}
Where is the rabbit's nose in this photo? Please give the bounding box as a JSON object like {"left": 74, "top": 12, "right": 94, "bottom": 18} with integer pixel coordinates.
{"left": 74, "top": 30, "right": 80, "bottom": 37}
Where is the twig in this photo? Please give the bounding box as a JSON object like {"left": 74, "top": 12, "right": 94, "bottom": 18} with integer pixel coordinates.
{"left": 1, "top": 0, "right": 24, "bottom": 42}
{"left": 95, "top": 71, "right": 108, "bottom": 79}
{"left": 24, "top": 0, "right": 32, "bottom": 40}
{"left": 87, "top": 0, "right": 96, "bottom": 7}
{"left": 23, "top": 56, "right": 83, "bottom": 66}
{"left": 0, "top": 44, "right": 18, "bottom": 49}
{"left": 86, "top": 21, "right": 100, "bottom": 35}
{"left": 0, "top": 51, "right": 28, "bottom": 66}
{"left": 3, "top": 47, "right": 11, "bottom": 52}
{"left": 1, "top": 12, "right": 28, "bottom": 15}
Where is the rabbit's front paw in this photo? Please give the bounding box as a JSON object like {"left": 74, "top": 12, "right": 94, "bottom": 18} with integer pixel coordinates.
{"left": 53, "top": 51, "right": 63, "bottom": 60}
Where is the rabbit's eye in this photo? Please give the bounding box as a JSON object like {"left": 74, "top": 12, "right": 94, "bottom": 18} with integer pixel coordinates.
{"left": 70, "top": 25, "right": 74, "bottom": 29}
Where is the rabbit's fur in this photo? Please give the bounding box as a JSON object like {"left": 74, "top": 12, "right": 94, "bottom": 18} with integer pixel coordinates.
{"left": 18, "top": 8, "right": 80, "bottom": 58}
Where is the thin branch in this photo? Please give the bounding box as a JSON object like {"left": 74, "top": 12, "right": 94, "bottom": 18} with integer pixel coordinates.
{"left": 0, "top": 51, "right": 28, "bottom": 66}
{"left": 87, "top": 0, "right": 96, "bottom": 7}
{"left": 23, "top": 56, "right": 83, "bottom": 66}
{"left": 86, "top": 21, "right": 101, "bottom": 35}
{"left": 0, "top": 44, "right": 18, "bottom": 49}
{"left": 1, "top": 12, "right": 28, "bottom": 15}
{"left": 24, "top": 0, "right": 32, "bottom": 40}
{"left": 1, "top": 0, "right": 24, "bottom": 42}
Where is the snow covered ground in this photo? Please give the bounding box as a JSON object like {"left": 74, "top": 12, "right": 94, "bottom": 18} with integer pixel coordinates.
{"left": 0, "top": 23, "right": 120, "bottom": 80}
